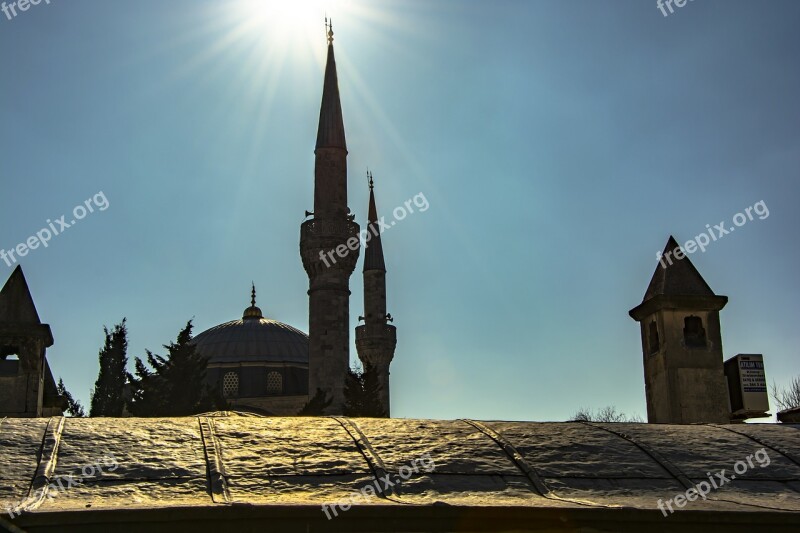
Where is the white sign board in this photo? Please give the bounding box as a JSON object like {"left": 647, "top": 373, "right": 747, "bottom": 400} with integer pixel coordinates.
{"left": 737, "top": 354, "right": 769, "bottom": 413}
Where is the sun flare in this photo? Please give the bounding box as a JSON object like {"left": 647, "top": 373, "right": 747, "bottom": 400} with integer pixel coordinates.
{"left": 233, "top": 0, "right": 349, "bottom": 51}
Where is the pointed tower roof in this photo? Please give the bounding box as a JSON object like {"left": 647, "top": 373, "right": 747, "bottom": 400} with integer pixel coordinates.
{"left": 315, "top": 20, "right": 347, "bottom": 151}
{"left": 630, "top": 236, "right": 727, "bottom": 321}
{"left": 0, "top": 265, "right": 43, "bottom": 324}
{"left": 643, "top": 236, "right": 715, "bottom": 301}
{"left": 363, "top": 172, "right": 386, "bottom": 272}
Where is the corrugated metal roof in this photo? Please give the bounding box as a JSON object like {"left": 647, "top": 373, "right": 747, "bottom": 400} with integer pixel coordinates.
{"left": 0, "top": 413, "right": 800, "bottom": 530}
{"left": 2, "top": 415, "right": 799, "bottom": 520}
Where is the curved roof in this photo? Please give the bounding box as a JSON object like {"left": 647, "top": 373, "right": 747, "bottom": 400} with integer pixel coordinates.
{"left": 191, "top": 316, "right": 308, "bottom": 365}
{"left": 189, "top": 287, "right": 308, "bottom": 365}
{"left": 1, "top": 415, "right": 799, "bottom": 531}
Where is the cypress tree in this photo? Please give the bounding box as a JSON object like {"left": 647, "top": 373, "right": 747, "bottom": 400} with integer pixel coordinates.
{"left": 57, "top": 378, "right": 85, "bottom": 417}
{"left": 298, "top": 388, "right": 333, "bottom": 416}
{"left": 127, "top": 320, "right": 223, "bottom": 416}
{"left": 343, "top": 364, "right": 386, "bottom": 417}
{"left": 89, "top": 319, "right": 128, "bottom": 417}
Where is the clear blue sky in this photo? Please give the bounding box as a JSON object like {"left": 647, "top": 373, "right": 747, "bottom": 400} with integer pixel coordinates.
{"left": 1, "top": 0, "right": 798, "bottom": 421}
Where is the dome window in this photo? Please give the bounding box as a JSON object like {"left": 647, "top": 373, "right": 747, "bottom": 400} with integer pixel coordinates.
{"left": 223, "top": 371, "right": 239, "bottom": 398}
{"left": 267, "top": 371, "right": 283, "bottom": 394}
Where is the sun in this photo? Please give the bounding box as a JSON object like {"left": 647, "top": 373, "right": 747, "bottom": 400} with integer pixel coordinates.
{"left": 232, "top": 0, "right": 347, "bottom": 50}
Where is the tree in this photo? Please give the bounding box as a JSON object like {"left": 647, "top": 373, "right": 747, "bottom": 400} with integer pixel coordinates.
{"left": 89, "top": 319, "right": 128, "bottom": 417}
{"left": 126, "top": 320, "right": 224, "bottom": 416}
{"left": 297, "top": 388, "right": 333, "bottom": 416}
{"left": 57, "top": 378, "right": 85, "bottom": 417}
{"left": 772, "top": 376, "right": 800, "bottom": 411}
{"left": 343, "top": 365, "right": 387, "bottom": 417}
{"left": 569, "top": 406, "right": 643, "bottom": 423}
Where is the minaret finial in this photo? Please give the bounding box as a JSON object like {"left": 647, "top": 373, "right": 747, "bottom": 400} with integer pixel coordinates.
{"left": 368, "top": 169, "right": 374, "bottom": 190}
{"left": 326, "top": 17, "right": 334, "bottom": 44}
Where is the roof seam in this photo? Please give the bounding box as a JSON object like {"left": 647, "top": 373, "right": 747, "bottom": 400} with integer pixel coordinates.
{"left": 581, "top": 422, "right": 694, "bottom": 490}
{"left": 330, "top": 417, "right": 404, "bottom": 503}
{"left": 198, "top": 417, "right": 232, "bottom": 504}
{"left": 461, "top": 419, "right": 619, "bottom": 509}
{"left": 17, "top": 416, "right": 65, "bottom": 514}
{"left": 706, "top": 424, "right": 800, "bottom": 473}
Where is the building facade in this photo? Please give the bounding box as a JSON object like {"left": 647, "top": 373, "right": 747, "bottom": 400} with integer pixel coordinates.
{"left": 630, "top": 236, "right": 732, "bottom": 424}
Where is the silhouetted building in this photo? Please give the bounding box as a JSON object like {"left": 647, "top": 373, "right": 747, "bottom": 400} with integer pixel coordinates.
{"left": 630, "top": 236, "right": 732, "bottom": 424}
{"left": 778, "top": 406, "right": 800, "bottom": 423}
{"left": 0, "top": 266, "right": 62, "bottom": 417}
{"left": 191, "top": 286, "right": 309, "bottom": 415}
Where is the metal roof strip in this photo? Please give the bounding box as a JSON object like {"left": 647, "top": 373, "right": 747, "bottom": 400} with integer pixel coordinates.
{"left": 330, "top": 416, "right": 400, "bottom": 501}
{"left": 18, "top": 416, "right": 65, "bottom": 514}
{"left": 198, "top": 417, "right": 231, "bottom": 504}
{"left": 463, "top": 419, "right": 618, "bottom": 509}
{"left": 707, "top": 423, "right": 800, "bottom": 471}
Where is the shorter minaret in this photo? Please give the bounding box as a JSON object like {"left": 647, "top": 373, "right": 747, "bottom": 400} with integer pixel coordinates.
{"left": 355, "top": 172, "right": 396, "bottom": 417}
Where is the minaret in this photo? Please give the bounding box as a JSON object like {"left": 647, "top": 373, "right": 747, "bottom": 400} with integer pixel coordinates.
{"left": 629, "top": 236, "right": 730, "bottom": 424}
{"left": 299, "top": 20, "right": 360, "bottom": 414}
{"left": 355, "top": 172, "right": 396, "bottom": 417}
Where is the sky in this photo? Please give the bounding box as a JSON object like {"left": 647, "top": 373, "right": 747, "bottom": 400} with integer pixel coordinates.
{"left": 1, "top": 0, "right": 798, "bottom": 422}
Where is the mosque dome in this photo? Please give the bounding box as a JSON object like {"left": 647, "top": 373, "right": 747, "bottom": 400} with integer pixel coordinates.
{"left": 191, "top": 285, "right": 308, "bottom": 365}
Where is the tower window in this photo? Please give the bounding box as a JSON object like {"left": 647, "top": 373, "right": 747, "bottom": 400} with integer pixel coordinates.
{"left": 683, "top": 316, "right": 707, "bottom": 348}
{"left": 648, "top": 321, "right": 660, "bottom": 354}
{"left": 222, "top": 371, "right": 239, "bottom": 398}
{"left": 266, "top": 371, "right": 283, "bottom": 395}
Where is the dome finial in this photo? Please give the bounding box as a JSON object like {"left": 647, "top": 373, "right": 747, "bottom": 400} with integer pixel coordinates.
{"left": 243, "top": 282, "right": 263, "bottom": 320}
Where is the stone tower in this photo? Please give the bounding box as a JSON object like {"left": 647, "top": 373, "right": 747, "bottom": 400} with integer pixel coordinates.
{"left": 0, "top": 265, "right": 54, "bottom": 417}
{"left": 355, "top": 173, "right": 397, "bottom": 416}
{"left": 299, "top": 23, "right": 360, "bottom": 414}
{"left": 629, "top": 236, "right": 730, "bottom": 424}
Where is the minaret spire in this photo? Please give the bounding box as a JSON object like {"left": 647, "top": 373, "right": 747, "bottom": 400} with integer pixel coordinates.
{"left": 315, "top": 18, "right": 346, "bottom": 156}
{"left": 363, "top": 171, "right": 386, "bottom": 272}
{"left": 356, "top": 173, "right": 396, "bottom": 417}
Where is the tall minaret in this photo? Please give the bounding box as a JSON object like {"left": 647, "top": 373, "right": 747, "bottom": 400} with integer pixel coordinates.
{"left": 300, "top": 20, "right": 360, "bottom": 414}
{"left": 355, "top": 173, "right": 396, "bottom": 417}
